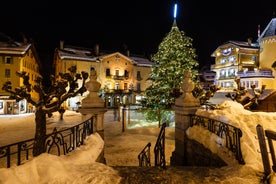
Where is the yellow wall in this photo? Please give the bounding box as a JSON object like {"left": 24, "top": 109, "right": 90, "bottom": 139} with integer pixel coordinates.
{"left": 259, "top": 36, "right": 276, "bottom": 70}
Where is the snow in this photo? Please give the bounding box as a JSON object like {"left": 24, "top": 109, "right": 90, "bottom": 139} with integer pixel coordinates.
{"left": 0, "top": 101, "right": 276, "bottom": 183}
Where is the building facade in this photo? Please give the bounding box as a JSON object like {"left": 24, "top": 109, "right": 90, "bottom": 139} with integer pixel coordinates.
{"left": 211, "top": 18, "right": 276, "bottom": 91}
{"left": 0, "top": 33, "right": 41, "bottom": 114}
{"left": 53, "top": 41, "right": 154, "bottom": 110}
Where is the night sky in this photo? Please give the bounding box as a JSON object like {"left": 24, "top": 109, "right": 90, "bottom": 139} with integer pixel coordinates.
{"left": 2, "top": 0, "right": 276, "bottom": 77}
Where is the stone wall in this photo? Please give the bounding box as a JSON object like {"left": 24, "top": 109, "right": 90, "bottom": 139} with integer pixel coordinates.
{"left": 185, "top": 138, "right": 227, "bottom": 167}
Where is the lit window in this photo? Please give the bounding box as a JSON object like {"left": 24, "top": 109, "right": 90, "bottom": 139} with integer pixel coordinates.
{"left": 219, "top": 58, "right": 227, "bottom": 64}
{"left": 115, "top": 82, "right": 119, "bottom": 90}
{"left": 229, "top": 56, "right": 236, "bottom": 62}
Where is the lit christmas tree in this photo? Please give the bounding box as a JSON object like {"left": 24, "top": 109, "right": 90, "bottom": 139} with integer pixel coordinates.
{"left": 144, "top": 3, "right": 199, "bottom": 109}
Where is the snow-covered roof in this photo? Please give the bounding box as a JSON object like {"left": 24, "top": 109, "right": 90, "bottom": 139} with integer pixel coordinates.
{"left": 58, "top": 45, "right": 154, "bottom": 67}
{"left": 211, "top": 40, "right": 259, "bottom": 57}
{"left": 58, "top": 47, "right": 99, "bottom": 62}
{"left": 0, "top": 33, "right": 32, "bottom": 55}
{"left": 129, "top": 56, "right": 154, "bottom": 67}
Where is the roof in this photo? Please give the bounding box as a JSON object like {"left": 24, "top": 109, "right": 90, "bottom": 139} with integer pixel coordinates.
{"left": 211, "top": 40, "right": 259, "bottom": 57}
{"left": 257, "top": 18, "right": 276, "bottom": 42}
{"left": 129, "top": 56, "right": 154, "bottom": 67}
{"left": 57, "top": 45, "right": 154, "bottom": 67}
{"left": 0, "top": 32, "right": 41, "bottom": 68}
{"left": 0, "top": 33, "right": 32, "bottom": 55}
{"left": 57, "top": 47, "right": 99, "bottom": 62}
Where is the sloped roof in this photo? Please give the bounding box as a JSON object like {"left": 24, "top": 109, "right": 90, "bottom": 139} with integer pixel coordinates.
{"left": 0, "top": 33, "right": 32, "bottom": 55}
{"left": 129, "top": 55, "right": 155, "bottom": 67}
{"left": 257, "top": 18, "right": 276, "bottom": 42}
{"left": 57, "top": 47, "right": 99, "bottom": 62}
{"left": 57, "top": 45, "right": 154, "bottom": 67}
{"left": 211, "top": 40, "right": 259, "bottom": 57}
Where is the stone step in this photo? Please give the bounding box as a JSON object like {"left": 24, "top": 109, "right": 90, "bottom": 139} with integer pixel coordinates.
{"left": 111, "top": 166, "right": 215, "bottom": 184}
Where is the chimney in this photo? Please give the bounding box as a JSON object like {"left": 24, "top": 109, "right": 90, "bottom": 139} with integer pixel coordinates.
{"left": 95, "top": 44, "right": 99, "bottom": 56}
{"left": 60, "top": 40, "right": 64, "bottom": 50}
{"left": 126, "top": 50, "right": 130, "bottom": 57}
{"left": 22, "top": 34, "right": 28, "bottom": 44}
{"left": 258, "top": 24, "right": 260, "bottom": 37}
{"left": 247, "top": 38, "right": 252, "bottom": 46}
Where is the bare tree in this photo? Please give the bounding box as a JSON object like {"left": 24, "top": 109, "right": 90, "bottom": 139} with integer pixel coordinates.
{"left": 2, "top": 66, "right": 88, "bottom": 156}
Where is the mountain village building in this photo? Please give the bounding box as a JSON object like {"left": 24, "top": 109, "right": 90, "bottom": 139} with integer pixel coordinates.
{"left": 211, "top": 18, "right": 276, "bottom": 90}
{"left": 210, "top": 17, "right": 276, "bottom": 111}
{"left": 0, "top": 33, "right": 41, "bottom": 114}
{"left": 53, "top": 41, "right": 154, "bottom": 110}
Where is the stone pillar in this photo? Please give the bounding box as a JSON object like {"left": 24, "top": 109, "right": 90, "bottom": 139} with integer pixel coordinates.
{"left": 78, "top": 70, "right": 107, "bottom": 139}
{"left": 170, "top": 71, "right": 200, "bottom": 166}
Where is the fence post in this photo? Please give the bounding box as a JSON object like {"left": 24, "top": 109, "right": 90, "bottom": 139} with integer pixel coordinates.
{"left": 170, "top": 71, "right": 200, "bottom": 166}
{"left": 256, "top": 124, "right": 271, "bottom": 177}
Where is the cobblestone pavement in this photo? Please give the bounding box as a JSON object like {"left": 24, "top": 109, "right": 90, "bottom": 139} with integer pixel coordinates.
{"left": 112, "top": 166, "right": 221, "bottom": 184}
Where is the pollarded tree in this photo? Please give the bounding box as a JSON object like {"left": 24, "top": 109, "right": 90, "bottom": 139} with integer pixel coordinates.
{"left": 144, "top": 20, "right": 199, "bottom": 109}
{"left": 2, "top": 66, "right": 88, "bottom": 156}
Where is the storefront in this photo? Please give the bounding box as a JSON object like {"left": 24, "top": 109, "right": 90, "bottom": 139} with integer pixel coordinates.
{"left": 0, "top": 97, "right": 27, "bottom": 115}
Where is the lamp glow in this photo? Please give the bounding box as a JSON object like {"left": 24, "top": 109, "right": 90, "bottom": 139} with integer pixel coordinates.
{"left": 173, "top": 3, "right": 177, "bottom": 18}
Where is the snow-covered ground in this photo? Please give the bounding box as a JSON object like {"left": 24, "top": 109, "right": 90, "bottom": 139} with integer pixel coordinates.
{"left": 0, "top": 101, "right": 276, "bottom": 183}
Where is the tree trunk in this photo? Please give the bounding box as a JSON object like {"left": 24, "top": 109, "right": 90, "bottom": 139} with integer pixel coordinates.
{"left": 33, "top": 108, "right": 47, "bottom": 156}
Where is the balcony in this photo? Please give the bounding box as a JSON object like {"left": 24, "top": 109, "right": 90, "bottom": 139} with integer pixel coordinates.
{"left": 218, "top": 75, "right": 236, "bottom": 80}
{"left": 237, "top": 70, "right": 273, "bottom": 78}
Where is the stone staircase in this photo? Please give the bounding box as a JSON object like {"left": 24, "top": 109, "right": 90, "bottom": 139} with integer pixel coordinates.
{"left": 111, "top": 166, "right": 215, "bottom": 184}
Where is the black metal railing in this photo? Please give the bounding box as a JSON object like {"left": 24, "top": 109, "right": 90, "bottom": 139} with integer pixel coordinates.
{"left": 189, "top": 114, "right": 245, "bottom": 164}
{"left": 154, "top": 122, "right": 166, "bottom": 168}
{"left": 138, "top": 142, "right": 151, "bottom": 167}
{"left": 0, "top": 115, "right": 95, "bottom": 168}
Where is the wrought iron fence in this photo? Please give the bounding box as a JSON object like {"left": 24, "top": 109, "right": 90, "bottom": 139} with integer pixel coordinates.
{"left": 189, "top": 114, "right": 245, "bottom": 164}
{"left": 0, "top": 115, "right": 95, "bottom": 168}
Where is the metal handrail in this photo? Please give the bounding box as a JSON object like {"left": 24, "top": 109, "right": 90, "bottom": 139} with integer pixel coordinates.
{"left": 138, "top": 142, "right": 151, "bottom": 167}
{"left": 189, "top": 114, "right": 245, "bottom": 164}
{"left": 0, "top": 115, "right": 95, "bottom": 168}
{"left": 154, "top": 122, "right": 166, "bottom": 168}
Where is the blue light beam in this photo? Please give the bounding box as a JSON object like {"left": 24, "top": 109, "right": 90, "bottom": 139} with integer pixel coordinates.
{"left": 173, "top": 3, "right": 177, "bottom": 18}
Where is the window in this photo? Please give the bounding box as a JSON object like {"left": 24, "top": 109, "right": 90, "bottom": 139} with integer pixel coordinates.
{"left": 115, "top": 70, "right": 119, "bottom": 76}
{"left": 5, "top": 69, "right": 11, "bottom": 78}
{"left": 229, "top": 56, "right": 236, "bottom": 62}
{"left": 3, "top": 56, "right": 13, "bottom": 64}
{"left": 219, "top": 58, "right": 227, "bottom": 64}
{"left": 115, "top": 82, "right": 119, "bottom": 90}
{"left": 124, "top": 70, "right": 129, "bottom": 78}
{"left": 137, "top": 71, "right": 141, "bottom": 79}
{"left": 124, "top": 83, "right": 128, "bottom": 90}
{"left": 90, "top": 67, "right": 95, "bottom": 71}
{"left": 106, "top": 68, "right": 110, "bottom": 76}
{"left": 137, "top": 83, "right": 141, "bottom": 91}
